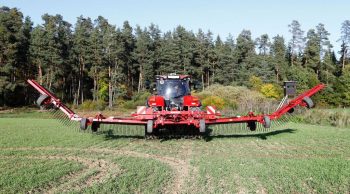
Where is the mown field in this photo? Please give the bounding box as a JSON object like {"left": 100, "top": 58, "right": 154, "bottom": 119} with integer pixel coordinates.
{"left": 0, "top": 111, "right": 349, "bottom": 194}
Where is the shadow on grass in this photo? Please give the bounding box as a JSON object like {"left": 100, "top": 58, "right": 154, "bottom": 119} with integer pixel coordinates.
{"left": 96, "top": 128, "right": 297, "bottom": 142}
{"left": 203, "top": 128, "right": 296, "bottom": 142}
{"left": 97, "top": 129, "right": 145, "bottom": 140}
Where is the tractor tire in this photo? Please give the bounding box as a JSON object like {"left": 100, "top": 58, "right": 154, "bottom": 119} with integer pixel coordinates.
{"left": 91, "top": 122, "right": 99, "bottom": 132}
{"left": 36, "top": 94, "right": 50, "bottom": 107}
{"left": 80, "top": 118, "right": 88, "bottom": 130}
{"left": 146, "top": 120, "right": 153, "bottom": 134}
{"left": 288, "top": 107, "right": 295, "bottom": 114}
{"left": 303, "top": 97, "right": 314, "bottom": 108}
{"left": 263, "top": 116, "right": 271, "bottom": 128}
{"left": 248, "top": 122, "right": 256, "bottom": 131}
{"left": 199, "top": 119, "right": 206, "bottom": 133}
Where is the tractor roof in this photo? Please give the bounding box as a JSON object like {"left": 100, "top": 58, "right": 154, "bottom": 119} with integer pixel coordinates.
{"left": 156, "top": 74, "right": 190, "bottom": 80}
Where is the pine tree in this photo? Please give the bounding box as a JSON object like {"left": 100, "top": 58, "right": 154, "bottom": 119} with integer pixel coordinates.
{"left": 0, "top": 7, "right": 28, "bottom": 106}
{"left": 30, "top": 26, "right": 46, "bottom": 84}
{"left": 133, "top": 25, "right": 153, "bottom": 93}
{"left": 158, "top": 31, "right": 179, "bottom": 75}
{"left": 72, "top": 16, "right": 93, "bottom": 104}
{"left": 40, "top": 14, "right": 72, "bottom": 95}
{"left": 121, "top": 21, "right": 135, "bottom": 91}
{"left": 270, "top": 35, "right": 287, "bottom": 83}
{"left": 255, "top": 34, "right": 270, "bottom": 55}
{"left": 234, "top": 30, "right": 256, "bottom": 84}
{"left": 194, "top": 29, "right": 214, "bottom": 88}
{"left": 339, "top": 20, "right": 350, "bottom": 71}
{"left": 303, "top": 29, "right": 320, "bottom": 73}
{"left": 288, "top": 20, "right": 305, "bottom": 66}
{"left": 212, "top": 35, "right": 235, "bottom": 85}
{"left": 148, "top": 23, "right": 162, "bottom": 79}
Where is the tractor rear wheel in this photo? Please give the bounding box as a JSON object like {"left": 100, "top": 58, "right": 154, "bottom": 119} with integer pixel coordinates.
{"left": 146, "top": 120, "right": 153, "bottom": 134}
{"left": 248, "top": 122, "right": 256, "bottom": 131}
{"left": 36, "top": 94, "right": 50, "bottom": 107}
{"left": 263, "top": 116, "right": 271, "bottom": 128}
{"left": 199, "top": 119, "right": 206, "bottom": 133}
{"left": 80, "top": 118, "right": 88, "bottom": 130}
{"left": 303, "top": 97, "right": 314, "bottom": 108}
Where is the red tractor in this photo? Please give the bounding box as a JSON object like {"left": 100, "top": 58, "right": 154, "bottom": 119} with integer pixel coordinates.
{"left": 27, "top": 74, "right": 325, "bottom": 136}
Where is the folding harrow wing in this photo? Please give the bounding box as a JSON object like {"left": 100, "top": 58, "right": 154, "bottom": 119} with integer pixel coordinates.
{"left": 27, "top": 79, "right": 325, "bottom": 136}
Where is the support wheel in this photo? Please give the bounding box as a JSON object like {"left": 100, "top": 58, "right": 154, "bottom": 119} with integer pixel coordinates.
{"left": 199, "top": 119, "right": 206, "bottom": 133}
{"left": 303, "top": 97, "right": 314, "bottom": 108}
{"left": 263, "top": 116, "right": 271, "bottom": 128}
{"left": 36, "top": 94, "right": 50, "bottom": 107}
{"left": 80, "top": 118, "right": 88, "bottom": 130}
{"left": 248, "top": 122, "right": 256, "bottom": 131}
{"left": 146, "top": 120, "right": 153, "bottom": 134}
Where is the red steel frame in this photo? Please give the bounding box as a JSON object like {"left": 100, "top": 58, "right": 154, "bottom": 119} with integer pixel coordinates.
{"left": 27, "top": 79, "right": 325, "bottom": 128}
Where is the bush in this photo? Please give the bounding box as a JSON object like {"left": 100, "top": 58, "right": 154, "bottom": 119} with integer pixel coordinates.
{"left": 201, "top": 96, "right": 225, "bottom": 109}
{"left": 196, "top": 84, "right": 277, "bottom": 113}
{"left": 260, "top": 83, "right": 281, "bottom": 99}
{"left": 80, "top": 100, "right": 106, "bottom": 111}
{"left": 122, "top": 91, "right": 151, "bottom": 109}
{"left": 298, "top": 109, "right": 350, "bottom": 128}
{"left": 249, "top": 75, "right": 263, "bottom": 90}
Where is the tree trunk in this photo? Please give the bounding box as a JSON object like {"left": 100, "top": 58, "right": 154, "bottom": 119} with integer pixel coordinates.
{"left": 207, "top": 70, "right": 210, "bottom": 87}
{"left": 276, "top": 66, "right": 279, "bottom": 84}
{"left": 93, "top": 66, "right": 97, "bottom": 101}
{"left": 38, "top": 61, "right": 43, "bottom": 85}
{"left": 77, "top": 78, "right": 81, "bottom": 105}
{"left": 138, "top": 65, "right": 143, "bottom": 93}
{"left": 109, "top": 65, "right": 113, "bottom": 108}
{"left": 49, "top": 67, "right": 52, "bottom": 91}
{"left": 201, "top": 73, "right": 204, "bottom": 90}
{"left": 81, "top": 57, "right": 85, "bottom": 103}
{"left": 342, "top": 47, "right": 346, "bottom": 71}
{"left": 113, "top": 61, "right": 119, "bottom": 104}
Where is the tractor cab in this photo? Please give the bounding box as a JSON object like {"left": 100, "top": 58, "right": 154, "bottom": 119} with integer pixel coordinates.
{"left": 147, "top": 74, "right": 200, "bottom": 111}
{"left": 156, "top": 74, "right": 191, "bottom": 100}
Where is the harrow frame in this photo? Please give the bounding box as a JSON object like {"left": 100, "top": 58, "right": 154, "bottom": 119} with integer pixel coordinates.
{"left": 27, "top": 79, "right": 325, "bottom": 133}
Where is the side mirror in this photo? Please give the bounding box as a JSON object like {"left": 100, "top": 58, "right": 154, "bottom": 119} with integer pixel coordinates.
{"left": 191, "top": 80, "right": 201, "bottom": 90}
{"left": 152, "top": 87, "right": 157, "bottom": 95}
{"left": 151, "top": 83, "right": 157, "bottom": 94}
{"left": 145, "top": 80, "right": 151, "bottom": 89}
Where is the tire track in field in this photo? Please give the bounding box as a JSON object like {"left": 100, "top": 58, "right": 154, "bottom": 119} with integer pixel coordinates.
{"left": 0, "top": 146, "right": 194, "bottom": 194}
{"left": 82, "top": 147, "right": 191, "bottom": 194}
{"left": 0, "top": 154, "right": 121, "bottom": 194}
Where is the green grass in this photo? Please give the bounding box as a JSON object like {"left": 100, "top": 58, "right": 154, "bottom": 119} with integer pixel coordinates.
{"left": 0, "top": 114, "right": 349, "bottom": 193}
{"left": 0, "top": 158, "right": 83, "bottom": 194}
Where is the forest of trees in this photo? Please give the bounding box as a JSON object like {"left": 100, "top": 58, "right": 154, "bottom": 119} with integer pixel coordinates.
{"left": 1, "top": 6, "right": 350, "bottom": 108}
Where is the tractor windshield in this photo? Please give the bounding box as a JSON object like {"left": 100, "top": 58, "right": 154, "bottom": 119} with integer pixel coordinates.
{"left": 157, "top": 79, "right": 190, "bottom": 100}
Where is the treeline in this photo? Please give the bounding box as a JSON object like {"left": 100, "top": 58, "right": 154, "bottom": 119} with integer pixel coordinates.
{"left": 1, "top": 6, "right": 350, "bottom": 107}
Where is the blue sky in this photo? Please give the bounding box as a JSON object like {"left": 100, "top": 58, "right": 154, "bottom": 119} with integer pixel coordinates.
{"left": 1, "top": 0, "right": 349, "bottom": 54}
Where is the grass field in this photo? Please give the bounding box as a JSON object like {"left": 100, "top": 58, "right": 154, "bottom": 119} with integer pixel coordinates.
{"left": 0, "top": 112, "right": 349, "bottom": 193}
